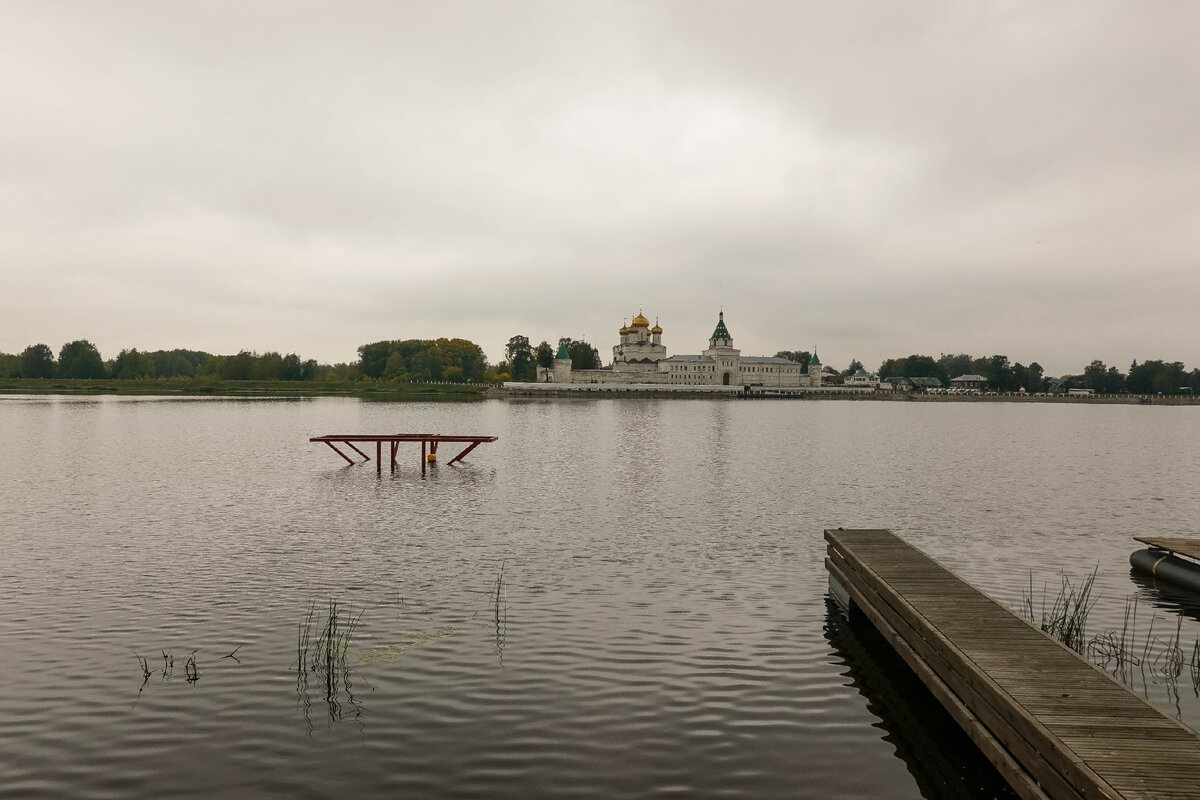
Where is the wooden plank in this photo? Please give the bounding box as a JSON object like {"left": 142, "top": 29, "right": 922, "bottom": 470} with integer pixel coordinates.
{"left": 1133, "top": 536, "right": 1200, "bottom": 562}
{"left": 826, "top": 529, "right": 1200, "bottom": 800}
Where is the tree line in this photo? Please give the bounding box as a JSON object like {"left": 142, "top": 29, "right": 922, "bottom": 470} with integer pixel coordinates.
{"left": 786, "top": 351, "right": 1198, "bottom": 394}
{"left": 0, "top": 337, "right": 507, "bottom": 384}
{"left": 0, "top": 340, "right": 354, "bottom": 381}
{"left": 6, "top": 337, "right": 1198, "bottom": 394}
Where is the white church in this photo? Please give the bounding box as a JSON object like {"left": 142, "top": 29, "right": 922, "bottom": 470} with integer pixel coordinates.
{"left": 539, "top": 310, "right": 822, "bottom": 388}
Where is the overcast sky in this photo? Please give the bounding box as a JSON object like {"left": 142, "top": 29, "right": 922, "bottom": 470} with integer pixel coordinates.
{"left": 3, "top": 1, "right": 1198, "bottom": 375}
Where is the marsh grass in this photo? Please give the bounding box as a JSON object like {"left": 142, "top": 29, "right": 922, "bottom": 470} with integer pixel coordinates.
{"left": 296, "top": 599, "right": 363, "bottom": 676}
{"left": 1023, "top": 569, "right": 1098, "bottom": 652}
{"left": 1023, "top": 570, "right": 1200, "bottom": 699}
{"left": 295, "top": 599, "right": 365, "bottom": 725}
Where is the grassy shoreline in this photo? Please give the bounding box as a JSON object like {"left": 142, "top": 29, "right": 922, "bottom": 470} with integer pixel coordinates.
{"left": 0, "top": 377, "right": 489, "bottom": 400}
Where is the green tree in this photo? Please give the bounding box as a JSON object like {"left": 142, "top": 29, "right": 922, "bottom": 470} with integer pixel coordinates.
{"left": 1081, "top": 360, "right": 1125, "bottom": 393}
{"left": 1154, "top": 362, "right": 1186, "bottom": 394}
{"left": 0, "top": 352, "right": 19, "bottom": 378}
{"left": 111, "top": 348, "right": 155, "bottom": 379}
{"left": 559, "top": 338, "right": 601, "bottom": 370}
{"left": 1012, "top": 361, "right": 1046, "bottom": 393}
{"left": 219, "top": 351, "right": 255, "bottom": 380}
{"left": 938, "top": 353, "right": 973, "bottom": 381}
{"left": 58, "top": 340, "right": 106, "bottom": 378}
{"left": 535, "top": 341, "right": 555, "bottom": 370}
{"left": 775, "top": 351, "right": 812, "bottom": 371}
{"left": 19, "top": 343, "right": 56, "bottom": 378}
{"left": 357, "top": 341, "right": 394, "bottom": 378}
{"left": 280, "top": 353, "right": 303, "bottom": 381}
{"left": 506, "top": 335, "right": 535, "bottom": 381}
{"left": 149, "top": 349, "right": 209, "bottom": 378}
{"left": 843, "top": 358, "right": 864, "bottom": 377}
{"left": 253, "top": 351, "right": 284, "bottom": 380}
{"left": 878, "top": 357, "right": 906, "bottom": 379}
{"left": 301, "top": 359, "right": 323, "bottom": 380}
{"left": 1127, "top": 359, "right": 1162, "bottom": 394}
{"left": 383, "top": 350, "right": 408, "bottom": 380}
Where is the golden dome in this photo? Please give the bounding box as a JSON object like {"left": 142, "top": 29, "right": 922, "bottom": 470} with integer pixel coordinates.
{"left": 619, "top": 325, "right": 633, "bottom": 335}
{"left": 651, "top": 324, "right": 662, "bottom": 334}
{"left": 631, "top": 311, "right": 650, "bottom": 328}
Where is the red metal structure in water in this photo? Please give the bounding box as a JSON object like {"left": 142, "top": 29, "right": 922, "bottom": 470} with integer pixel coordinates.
{"left": 309, "top": 433, "right": 498, "bottom": 474}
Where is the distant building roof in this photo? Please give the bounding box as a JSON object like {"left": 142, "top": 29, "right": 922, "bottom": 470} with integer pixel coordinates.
{"left": 810, "top": 352, "right": 821, "bottom": 367}
{"left": 556, "top": 341, "right": 570, "bottom": 360}
{"left": 662, "top": 354, "right": 715, "bottom": 363}
{"left": 741, "top": 356, "right": 795, "bottom": 364}
{"left": 710, "top": 311, "right": 732, "bottom": 343}
{"left": 910, "top": 376, "right": 943, "bottom": 388}
{"left": 950, "top": 374, "right": 987, "bottom": 383}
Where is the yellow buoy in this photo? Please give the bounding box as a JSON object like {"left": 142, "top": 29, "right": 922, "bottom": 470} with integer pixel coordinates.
{"left": 427, "top": 453, "right": 437, "bottom": 464}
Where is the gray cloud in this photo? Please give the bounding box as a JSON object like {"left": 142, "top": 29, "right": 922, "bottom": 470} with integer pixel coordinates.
{"left": 2, "top": 1, "right": 1197, "bottom": 374}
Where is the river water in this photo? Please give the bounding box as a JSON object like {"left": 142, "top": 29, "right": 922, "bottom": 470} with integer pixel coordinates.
{"left": 2, "top": 395, "right": 1199, "bottom": 798}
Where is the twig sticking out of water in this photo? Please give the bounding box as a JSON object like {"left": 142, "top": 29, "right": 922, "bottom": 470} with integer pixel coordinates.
{"left": 1190, "top": 639, "right": 1200, "bottom": 696}
{"left": 1154, "top": 616, "right": 1185, "bottom": 681}
{"left": 494, "top": 561, "right": 508, "bottom": 663}
{"left": 134, "top": 652, "right": 152, "bottom": 681}
{"left": 185, "top": 651, "right": 200, "bottom": 683}
{"left": 1087, "top": 597, "right": 1142, "bottom": 684}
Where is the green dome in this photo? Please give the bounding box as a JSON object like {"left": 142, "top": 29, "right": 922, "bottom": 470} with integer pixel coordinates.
{"left": 556, "top": 341, "right": 570, "bottom": 360}
{"left": 710, "top": 312, "right": 732, "bottom": 343}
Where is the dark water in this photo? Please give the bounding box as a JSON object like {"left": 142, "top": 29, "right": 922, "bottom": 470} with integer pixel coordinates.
{"left": 2, "top": 395, "right": 1199, "bottom": 798}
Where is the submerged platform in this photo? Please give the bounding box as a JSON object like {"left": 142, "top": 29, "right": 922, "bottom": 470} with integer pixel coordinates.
{"left": 310, "top": 433, "right": 497, "bottom": 474}
{"left": 826, "top": 528, "right": 1200, "bottom": 800}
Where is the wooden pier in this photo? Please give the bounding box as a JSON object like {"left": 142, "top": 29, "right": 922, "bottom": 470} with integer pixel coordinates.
{"left": 826, "top": 528, "right": 1200, "bottom": 800}
{"left": 310, "top": 434, "right": 497, "bottom": 474}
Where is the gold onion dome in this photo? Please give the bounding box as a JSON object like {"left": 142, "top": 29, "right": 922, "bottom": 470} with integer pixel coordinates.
{"left": 631, "top": 311, "right": 650, "bottom": 328}
{"left": 651, "top": 322, "right": 662, "bottom": 334}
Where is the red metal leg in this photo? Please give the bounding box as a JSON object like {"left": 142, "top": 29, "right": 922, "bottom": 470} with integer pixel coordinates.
{"left": 376, "top": 440, "right": 382, "bottom": 474}
{"left": 448, "top": 439, "right": 483, "bottom": 465}
{"left": 324, "top": 441, "right": 355, "bottom": 465}
{"left": 344, "top": 440, "right": 370, "bottom": 461}
{"left": 421, "top": 440, "right": 427, "bottom": 475}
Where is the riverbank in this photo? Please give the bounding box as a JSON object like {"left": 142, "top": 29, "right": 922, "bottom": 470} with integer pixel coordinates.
{"left": 2, "top": 378, "right": 1195, "bottom": 405}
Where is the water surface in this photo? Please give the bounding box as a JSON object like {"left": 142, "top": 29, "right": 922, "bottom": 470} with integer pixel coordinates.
{"left": 2, "top": 395, "right": 1198, "bottom": 798}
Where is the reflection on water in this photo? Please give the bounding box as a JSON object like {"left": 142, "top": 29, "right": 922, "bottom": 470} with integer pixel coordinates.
{"left": 823, "top": 603, "right": 1020, "bottom": 800}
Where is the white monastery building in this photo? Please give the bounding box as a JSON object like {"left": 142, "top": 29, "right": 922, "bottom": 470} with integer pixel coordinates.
{"left": 542, "top": 311, "right": 822, "bottom": 388}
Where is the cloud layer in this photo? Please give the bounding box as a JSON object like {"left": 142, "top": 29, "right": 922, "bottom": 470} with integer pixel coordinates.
{"left": 3, "top": 2, "right": 1197, "bottom": 374}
